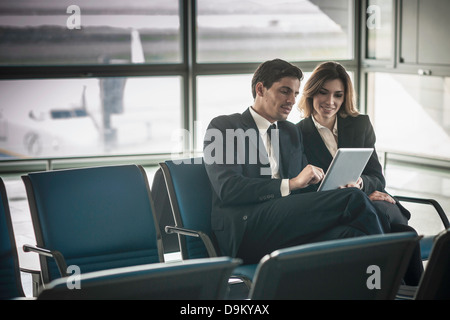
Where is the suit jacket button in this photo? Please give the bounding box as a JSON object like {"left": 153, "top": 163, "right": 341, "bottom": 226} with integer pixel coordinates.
{"left": 243, "top": 215, "right": 248, "bottom": 221}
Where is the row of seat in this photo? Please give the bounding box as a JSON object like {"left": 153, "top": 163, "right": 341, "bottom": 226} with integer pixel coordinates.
{"left": 1, "top": 158, "right": 449, "bottom": 299}
{"left": 1, "top": 165, "right": 239, "bottom": 300}
{"left": 159, "top": 157, "right": 450, "bottom": 300}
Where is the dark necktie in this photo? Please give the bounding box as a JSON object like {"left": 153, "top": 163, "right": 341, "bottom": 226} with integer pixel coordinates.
{"left": 267, "top": 123, "right": 277, "bottom": 157}
{"left": 267, "top": 123, "right": 277, "bottom": 143}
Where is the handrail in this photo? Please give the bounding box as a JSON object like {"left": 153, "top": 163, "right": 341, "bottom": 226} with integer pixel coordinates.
{"left": 378, "top": 149, "right": 450, "bottom": 172}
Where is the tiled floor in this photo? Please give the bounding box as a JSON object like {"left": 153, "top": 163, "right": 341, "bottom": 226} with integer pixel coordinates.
{"left": 2, "top": 161, "right": 450, "bottom": 297}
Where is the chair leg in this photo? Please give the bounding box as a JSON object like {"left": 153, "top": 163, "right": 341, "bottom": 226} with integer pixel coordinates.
{"left": 31, "top": 272, "right": 42, "bottom": 297}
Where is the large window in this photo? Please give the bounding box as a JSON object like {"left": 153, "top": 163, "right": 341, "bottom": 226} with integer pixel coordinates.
{"left": 368, "top": 73, "right": 450, "bottom": 160}
{"left": 0, "top": 0, "right": 181, "bottom": 65}
{"left": 0, "top": 0, "right": 357, "bottom": 162}
{"left": 365, "top": 0, "right": 393, "bottom": 60}
{"left": 0, "top": 77, "right": 182, "bottom": 159}
{"left": 196, "top": 74, "right": 253, "bottom": 150}
{"left": 197, "top": 0, "right": 354, "bottom": 63}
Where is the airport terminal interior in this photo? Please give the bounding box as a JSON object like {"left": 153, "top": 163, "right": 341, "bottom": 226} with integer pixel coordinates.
{"left": 2, "top": 161, "right": 449, "bottom": 297}
{"left": 1, "top": 0, "right": 450, "bottom": 300}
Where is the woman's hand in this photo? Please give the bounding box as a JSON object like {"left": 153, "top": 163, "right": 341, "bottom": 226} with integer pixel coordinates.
{"left": 368, "top": 190, "right": 396, "bottom": 204}
{"left": 340, "top": 177, "right": 363, "bottom": 189}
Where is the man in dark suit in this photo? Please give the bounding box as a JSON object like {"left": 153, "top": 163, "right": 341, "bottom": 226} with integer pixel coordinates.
{"left": 203, "top": 59, "right": 385, "bottom": 264}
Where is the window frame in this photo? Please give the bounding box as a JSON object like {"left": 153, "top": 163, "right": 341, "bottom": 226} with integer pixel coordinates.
{"left": 0, "top": 0, "right": 360, "bottom": 169}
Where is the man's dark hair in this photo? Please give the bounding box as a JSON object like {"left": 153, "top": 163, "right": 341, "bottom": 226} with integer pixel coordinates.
{"left": 251, "top": 59, "right": 304, "bottom": 99}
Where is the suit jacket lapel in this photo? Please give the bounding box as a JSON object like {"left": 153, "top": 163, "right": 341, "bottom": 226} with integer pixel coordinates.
{"left": 278, "top": 123, "right": 290, "bottom": 178}
{"left": 303, "top": 117, "right": 333, "bottom": 170}
{"left": 241, "top": 108, "right": 270, "bottom": 168}
{"left": 337, "top": 116, "right": 355, "bottom": 148}
{"left": 241, "top": 108, "right": 255, "bottom": 130}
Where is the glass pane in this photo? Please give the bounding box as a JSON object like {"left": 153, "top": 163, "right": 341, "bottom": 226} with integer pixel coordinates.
{"left": 196, "top": 0, "right": 353, "bottom": 63}
{"left": 385, "top": 162, "right": 450, "bottom": 236}
{"left": 369, "top": 73, "right": 450, "bottom": 160}
{"left": 0, "top": 76, "right": 182, "bottom": 159}
{"left": 0, "top": 0, "right": 180, "bottom": 65}
{"left": 196, "top": 74, "right": 253, "bottom": 150}
{"left": 366, "top": 0, "right": 393, "bottom": 60}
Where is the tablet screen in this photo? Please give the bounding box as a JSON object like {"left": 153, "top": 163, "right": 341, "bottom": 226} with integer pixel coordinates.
{"left": 317, "top": 148, "right": 374, "bottom": 192}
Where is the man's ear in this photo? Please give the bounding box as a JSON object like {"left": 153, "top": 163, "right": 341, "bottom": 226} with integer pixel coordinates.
{"left": 255, "top": 82, "right": 265, "bottom": 97}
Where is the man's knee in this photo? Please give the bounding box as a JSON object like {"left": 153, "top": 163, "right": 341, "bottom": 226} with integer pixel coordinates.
{"left": 346, "top": 187, "right": 369, "bottom": 201}
{"left": 339, "top": 188, "right": 372, "bottom": 213}
{"left": 343, "top": 189, "right": 384, "bottom": 235}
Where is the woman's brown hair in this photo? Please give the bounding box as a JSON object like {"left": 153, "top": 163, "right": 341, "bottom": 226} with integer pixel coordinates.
{"left": 298, "top": 61, "right": 359, "bottom": 118}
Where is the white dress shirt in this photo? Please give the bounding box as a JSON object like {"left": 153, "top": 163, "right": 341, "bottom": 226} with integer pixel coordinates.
{"left": 249, "top": 107, "right": 290, "bottom": 196}
{"left": 311, "top": 115, "right": 338, "bottom": 157}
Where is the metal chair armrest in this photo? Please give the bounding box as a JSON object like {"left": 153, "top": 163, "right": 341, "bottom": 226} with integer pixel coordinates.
{"left": 165, "top": 225, "right": 200, "bottom": 238}
{"left": 165, "top": 226, "right": 218, "bottom": 257}
{"left": 23, "top": 244, "right": 68, "bottom": 278}
{"left": 394, "top": 196, "right": 449, "bottom": 228}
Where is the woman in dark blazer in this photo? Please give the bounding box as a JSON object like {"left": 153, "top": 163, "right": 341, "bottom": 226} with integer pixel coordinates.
{"left": 296, "top": 61, "right": 422, "bottom": 285}
{"left": 297, "top": 61, "right": 410, "bottom": 226}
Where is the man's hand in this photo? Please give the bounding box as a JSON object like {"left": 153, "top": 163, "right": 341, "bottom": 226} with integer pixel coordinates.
{"left": 289, "top": 164, "right": 324, "bottom": 191}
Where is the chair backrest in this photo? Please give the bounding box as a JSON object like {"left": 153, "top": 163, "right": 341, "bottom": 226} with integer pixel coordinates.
{"left": 249, "top": 232, "right": 420, "bottom": 300}
{"left": 38, "top": 257, "right": 241, "bottom": 300}
{"left": 415, "top": 228, "right": 450, "bottom": 300}
{"left": 151, "top": 167, "right": 179, "bottom": 254}
{"left": 0, "top": 178, "right": 25, "bottom": 299}
{"left": 22, "top": 165, "right": 164, "bottom": 284}
{"left": 160, "top": 158, "right": 215, "bottom": 259}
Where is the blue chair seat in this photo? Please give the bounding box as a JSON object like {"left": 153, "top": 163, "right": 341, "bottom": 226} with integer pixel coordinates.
{"left": 160, "top": 158, "right": 257, "bottom": 294}
{"left": 38, "top": 257, "right": 242, "bottom": 300}
{"left": 0, "top": 178, "right": 25, "bottom": 299}
{"left": 398, "top": 228, "right": 450, "bottom": 300}
{"left": 22, "top": 165, "right": 164, "bottom": 285}
{"left": 419, "top": 236, "right": 434, "bottom": 260}
{"left": 249, "top": 232, "right": 421, "bottom": 300}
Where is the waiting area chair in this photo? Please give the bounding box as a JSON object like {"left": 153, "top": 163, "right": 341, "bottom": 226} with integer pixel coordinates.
{"left": 38, "top": 257, "right": 241, "bottom": 300}
{"left": 0, "top": 178, "right": 26, "bottom": 299}
{"left": 249, "top": 232, "right": 421, "bottom": 300}
{"left": 395, "top": 196, "right": 449, "bottom": 260}
{"left": 22, "top": 165, "right": 164, "bottom": 286}
{"left": 397, "top": 228, "right": 450, "bottom": 300}
{"left": 160, "top": 158, "right": 257, "bottom": 291}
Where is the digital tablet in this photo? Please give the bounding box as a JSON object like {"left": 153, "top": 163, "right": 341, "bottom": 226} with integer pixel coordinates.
{"left": 317, "top": 148, "right": 374, "bottom": 192}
